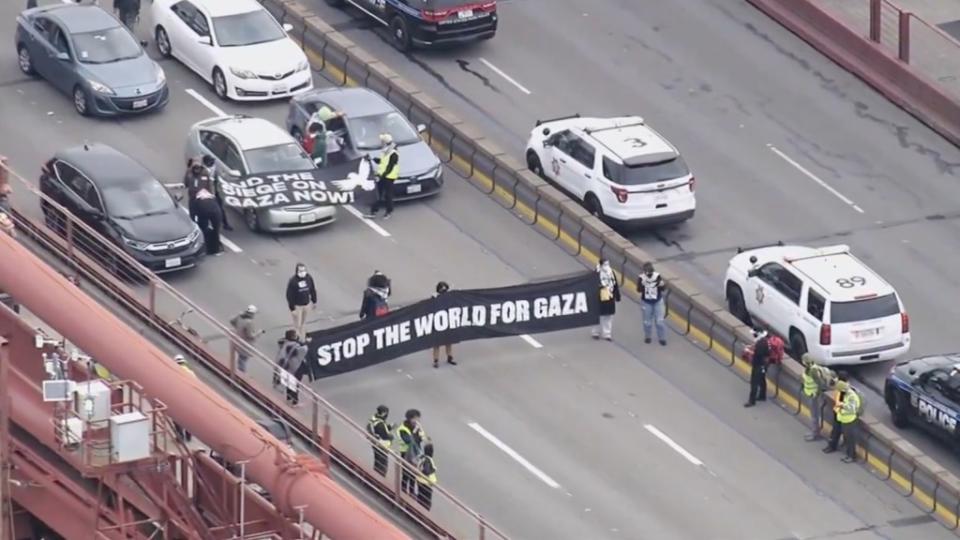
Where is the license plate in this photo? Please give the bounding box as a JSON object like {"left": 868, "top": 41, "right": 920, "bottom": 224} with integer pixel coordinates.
{"left": 407, "top": 184, "right": 422, "bottom": 194}
{"left": 164, "top": 257, "right": 181, "bottom": 268}
{"left": 299, "top": 212, "right": 317, "bottom": 223}
{"left": 458, "top": 9, "right": 474, "bottom": 19}
{"left": 273, "top": 84, "right": 288, "bottom": 93}
{"left": 132, "top": 99, "right": 148, "bottom": 109}
{"left": 854, "top": 328, "right": 880, "bottom": 339}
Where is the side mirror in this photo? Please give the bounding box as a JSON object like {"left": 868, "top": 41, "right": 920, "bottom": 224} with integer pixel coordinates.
{"left": 198, "top": 36, "right": 212, "bottom": 46}
{"left": 416, "top": 124, "right": 427, "bottom": 134}
{"left": 747, "top": 268, "right": 760, "bottom": 279}
{"left": 282, "top": 23, "right": 294, "bottom": 33}
{"left": 55, "top": 51, "right": 69, "bottom": 62}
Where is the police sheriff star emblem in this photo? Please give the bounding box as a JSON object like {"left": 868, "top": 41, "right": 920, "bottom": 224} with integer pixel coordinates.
{"left": 551, "top": 158, "right": 561, "bottom": 177}
{"left": 755, "top": 286, "right": 765, "bottom": 304}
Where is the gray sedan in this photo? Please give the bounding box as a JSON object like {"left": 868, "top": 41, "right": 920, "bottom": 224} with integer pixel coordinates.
{"left": 15, "top": 3, "right": 168, "bottom": 117}
{"left": 286, "top": 87, "right": 444, "bottom": 201}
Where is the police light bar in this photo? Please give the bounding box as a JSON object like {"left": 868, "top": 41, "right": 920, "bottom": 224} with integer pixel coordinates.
{"left": 736, "top": 240, "right": 784, "bottom": 254}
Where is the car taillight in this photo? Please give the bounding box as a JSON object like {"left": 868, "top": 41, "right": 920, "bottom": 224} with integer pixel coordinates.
{"left": 901, "top": 312, "right": 909, "bottom": 333}
{"left": 688, "top": 176, "right": 696, "bottom": 192}
{"left": 820, "top": 324, "right": 831, "bottom": 345}
{"left": 423, "top": 9, "right": 453, "bottom": 22}
{"left": 611, "top": 186, "right": 628, "bottom": 203}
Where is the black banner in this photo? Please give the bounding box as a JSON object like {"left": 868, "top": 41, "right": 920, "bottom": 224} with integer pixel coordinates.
{"left": 220, "top": 159, "right": 374, "bottom": 210}
{"left": 306, "top": 272, "right": 600, "bottom": 378}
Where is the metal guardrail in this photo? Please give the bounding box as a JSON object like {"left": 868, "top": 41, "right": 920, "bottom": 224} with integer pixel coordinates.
{"left": 256, "top": 0, "right": 960, "bottom": 530}
{"left": 0, "top": 169, "right": 507, "bottom": 539}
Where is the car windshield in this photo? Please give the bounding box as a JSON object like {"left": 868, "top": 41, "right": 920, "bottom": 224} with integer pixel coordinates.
{"left": 245, "top": 143, "right": 314, "bottom": 174}
{"left": 72, "top": 26, "right": 142, "bottom": 64}
{"left": 607, "top": 156, "right": 690, "bottom": 186}
{"left": 213, "top": 10, "right": 285, "bottom": 47}
{"left": 830, "top": 293, "right": 900, "bottom": 324}
{"left": 347, "top": 113, "right": 420, "bottom": 150}
{"left": 102, "top": 180, "right": 175, "bottom": 219}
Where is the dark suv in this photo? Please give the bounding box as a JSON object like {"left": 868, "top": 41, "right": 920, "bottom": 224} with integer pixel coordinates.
{"left": 325, "top": 0, "right": 497, "bottom": 51}
{"left": 40, "top": 144, "right": 204, "bottom": 276}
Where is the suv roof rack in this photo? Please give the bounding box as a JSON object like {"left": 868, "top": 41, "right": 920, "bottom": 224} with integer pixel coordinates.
{"left": 736, "top": 241, "right": 784, "bottom": 254}
{"left": 583, "top": 118, "right": 646, "bottom": 135}
{"left": 535, "top": 113, "right": 580, "bottom": 127}
{"left": 784, "top": 244, "right": 850, "bottom": 263}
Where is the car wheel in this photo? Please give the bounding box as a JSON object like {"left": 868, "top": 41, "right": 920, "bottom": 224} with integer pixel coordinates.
{"left": 789, "top": 329, "right": 807, "bottom": 358}
{"left": 584, "top": 193, "right": 604, "bottom": 219}
{"left": 390, "top": 16, "right": 412, "bottom": 52}
{"left": 73, "top": 86, "right": 90, "bottom": 116}
{"left": 155, "top": 26, "right": 172, "bottom": 58}
{"left": 726, "top": 283, "right": 752, "bottom": 325}
{"left": 17, "top": 45, "right": 36, "bottom": 76}
{"left": 244, "top": 209, "right": 261, "bottom": 232}
{"left": 889, "top": 391, "right": 910, "bottom": 429}
{"left": 526, "top": 151, "right": 544, "bottom": 178}
{"left": 212, "top": 68, "right": 228, "bottom": 100}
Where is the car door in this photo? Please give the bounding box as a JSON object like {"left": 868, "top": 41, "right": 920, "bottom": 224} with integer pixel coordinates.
{"left": 25, "top": 17, "right": 60, "bottom": 82}
{"left": 564, "top": 136, "right": 597, "bottom": 199}
{"left": 46, "top": 24, "right": 77, "bottom": 94}
{"left": 55, "top": 161, "right": 110, "bottom": 238}
{"left": 914, "top": 377, "right": 960, "bottom": 442}
{"left": 800, "top": 287, "right": 826, "bottom": 344}
{"left": 544, "top": 131, "right": 579, "bottom": 191}
{"left": 167, "top": 1, "right": 205, "bottom": 74}
{"left": 745, "top": 262, "right": 803, "bottom": 336}
{"left": 190, "top": 8, "right": 218, "bottom": 81}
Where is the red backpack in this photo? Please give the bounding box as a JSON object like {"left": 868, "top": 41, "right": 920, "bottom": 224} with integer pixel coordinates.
{"left": 767, "top": 335, "right": 785, "bottom": 365}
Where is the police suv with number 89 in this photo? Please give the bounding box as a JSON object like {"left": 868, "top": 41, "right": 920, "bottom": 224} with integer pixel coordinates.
{"left": 724, "top": 244, "right": 910, "bottom": 366}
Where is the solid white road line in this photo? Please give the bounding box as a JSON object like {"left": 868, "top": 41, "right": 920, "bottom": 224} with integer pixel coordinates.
{"left": 767, "top": 145, "right": 865, "bottom": 214}
{"left": 342, "top": 205, "right": 391, "bottom": 237}
{"left": 520, "top": 334, "right": 543, "bottom": 348}
{"left": 467, "top": 422, "right": 561, "bottom": 489}
{"left": 185, "top": 88, "right": 228, "bottom": 117}
{"left": 479, "top": 58, "right": 532, "bottom": 95}
{"left": 178, "top": 207, "right": 242, "bottom": 253}
{"left": 643, "top": 424, "right": 704, "bottom": 467}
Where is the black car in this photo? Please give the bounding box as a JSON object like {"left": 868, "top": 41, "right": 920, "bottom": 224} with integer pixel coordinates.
{"left": 40, "top": 144, "right": 204, "bottom": 275}
{"left": 885, "top": 354, "right": 960, "bottom": 446}
{"left": 325, "top": 0, "right": 497, "bottom": 51}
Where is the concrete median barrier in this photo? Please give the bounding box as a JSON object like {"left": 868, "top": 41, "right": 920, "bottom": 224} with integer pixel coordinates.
{"left": 260, "top": 0, "right": 960, "bottom": 530}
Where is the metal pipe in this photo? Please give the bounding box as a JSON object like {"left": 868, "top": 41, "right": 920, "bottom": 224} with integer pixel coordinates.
{"left": 0, "top": 233, "right": 410, "bottom": 540}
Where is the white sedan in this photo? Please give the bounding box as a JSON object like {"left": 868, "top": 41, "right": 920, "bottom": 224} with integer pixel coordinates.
{"left": 150, "top": 0, "right": 313, "bottom": 101}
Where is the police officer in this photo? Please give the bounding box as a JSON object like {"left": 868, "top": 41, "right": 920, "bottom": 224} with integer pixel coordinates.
{"left": 201, "top": 155, "right": 232, "bottom": 230}
{"left": 367, "top": 405, "right": 394, "bottom": 476}
{"left": 396, "top": 409, "right": 426, "bottom": 495}
{"left": 824, "top": 375, "right": 861, "bottom": 463}
{"left": 744, "top": 328, "right": 769, "bottom": 407}
{"left": 193, "top": 188, "right": 222, "bottom": 255}
{"left": 365, "top": 134, "right": 399, "bottom": 219}
{"left": 416, "top": 443, "right": 438, "bottom": 510}
{"left": 801, "top": 354, "right": 836, "bottom": 441}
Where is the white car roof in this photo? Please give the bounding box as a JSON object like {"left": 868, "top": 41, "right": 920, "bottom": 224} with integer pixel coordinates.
{"left": 192, "top": 0, "right": 262, "bottom": 17}
{"left": 755, "top": 245, "right": 895, "bottom": 302}
{"left": 545, "top": 116, "right": 679, "bottom": 165}
{"left": 212, "top": 117, "right": 294, "bottom": 150}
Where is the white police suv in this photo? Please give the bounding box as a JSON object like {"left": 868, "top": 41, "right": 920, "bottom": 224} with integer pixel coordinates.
{"left": 525, "top": 115, "right": 695, "bottom": 228}
{"left": 724, "top": 243, "right": 910, "bottom": 366}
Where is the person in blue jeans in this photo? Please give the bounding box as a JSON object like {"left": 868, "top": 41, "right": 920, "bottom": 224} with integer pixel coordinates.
{"left": 637, "top": 262, "right": 667, "bottom": 345}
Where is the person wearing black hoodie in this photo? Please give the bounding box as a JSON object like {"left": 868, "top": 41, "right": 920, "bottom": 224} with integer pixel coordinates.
{"left": 286, "top": 263, "right": 317, "bottom": 342}
{"left": 431, "top": 281, "right": 457, "bottom": 368}
{"left": 360, "top": 271, "right": 391, "bottom": 320}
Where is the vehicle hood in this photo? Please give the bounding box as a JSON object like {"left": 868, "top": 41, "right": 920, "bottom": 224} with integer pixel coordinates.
{"left": 367, "top": 141, "right": 440, "bottom": 178}
{"left": 83, "top": 54, "right": 162, "bottom": 93}
{"left": 216, "top": 38, "right": 306, "bottom": 75}
{"left": 114, "top": 210, "right": 195, "bottom": 244}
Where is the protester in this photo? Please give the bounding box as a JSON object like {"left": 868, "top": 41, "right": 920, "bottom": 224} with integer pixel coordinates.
{"left": 194, "top": 188, "right": 222, "bottom": 255}
{"left": 303, "top": 121, "right": 328, "bottom": 167}
{"left": 592, "top": 259, "right": 620, "bottom": 341}
{"left": 431, "top": 281, "right": 457, "bottom": 368}
{"left": 286, "top": 263, "right": 318, "bottom": 342}
{"left": 282, "top": 337, "right": 308, "bottom": 407}
{"left": 183, "top": 158, "right": 210, "bottom": 221}
{"left": 743, "top": 328, "right": 769, "bottom": 407}
{"left": 230, "top": 305, "right": 264, "bottom": 373}
{"left": 113, "top": 0, "right": 144, "bottom": 44}
{"left": 638, "top": 262, "right": 667, "bottom": 346}
{"left": 416, "top": 443, "right": 438, "bottom": 510}
{"left": 274, "top": 329, "right": 307, "bottom": 387}
{"left": 201, "top": 155, "right": 232, "bottom": 230}
{"left": 364, "top": 134, "right": 399, "bottom": 220}
{"left": 367, "top": 404, "right": 395, "bottom": 476}
{"left": 360, "top": 271, "right": 391, "bottom": 320}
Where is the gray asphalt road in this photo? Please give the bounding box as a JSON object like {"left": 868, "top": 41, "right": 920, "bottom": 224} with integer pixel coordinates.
{"left": 300, "top": 0, "right": 960, "bottom": 474}
{"left": 0, "top": 2, "right": 956, "bottom": 538}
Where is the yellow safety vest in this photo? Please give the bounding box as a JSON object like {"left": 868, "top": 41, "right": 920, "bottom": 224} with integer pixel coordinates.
{"left": 93, "top": 363, "right": 112, "bottom": 380}
{"left": 180, "top": 364, "right": 197, "bottom": 378}
{"left": 367, "top": 416, "right": 391, "bottom": 448}
{"left": 836, "top": 391, "right": 860, "bottom": 424}
{"left": 395, "top": 424, "right": 412, "bottom": 454}
{"left": 418, "top": 456, "right": 437, "bottom": 486}
{"left": 377, "top": 147, "right": 399, "bottom": 181}
{"left": 802, "top": 369, "right": 818, "bottom": 397}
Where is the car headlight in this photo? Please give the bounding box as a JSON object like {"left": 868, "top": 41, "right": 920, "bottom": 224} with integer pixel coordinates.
{"left": 87, "top": 79, "right": 114, "bottom": 95}
{"left": 422, "top": 164, "right": 442, "bottom": 179}
{"left": 230, "top": 67, "right": 257, "bottom": 80}
{"left": 296, "top": 59, "right": 309, "bottom": 72}
{"left": 188, "top": 225, "right": 201, "bottom": 243}
{"left": 122, "top": 236, "right": 149, "bottom": 251}
{"left": 155, "top": 63, "right": 166, "bottom": 84}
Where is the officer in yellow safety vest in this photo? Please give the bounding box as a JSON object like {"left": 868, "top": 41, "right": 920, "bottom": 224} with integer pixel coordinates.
{"left": 823, "top": 374, "right": 861, "bottom": 463}
{"left": 416, "top": 443, "right": 437, "bottom": 510}
{"left": 364, "top": 134, "right": 400, "bottom": 220}
{"left": 801, "top": 354, "right": 837, "bottom": 442}
{"left": 367, "top": 405, "right": 394, "bottom": 476}
{"left": 395, "top": 409, "right": 426, "bottom": 495}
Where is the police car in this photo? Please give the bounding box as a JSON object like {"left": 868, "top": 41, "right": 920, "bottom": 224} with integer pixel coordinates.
{"left": 324, "top": 0, "right": 497, "bottom": 51}
{"left": 724, "top": 243, "right": 910, "bottom": 366}
{"left": 885, "top": 355, "right": 960, "bottom": 444}
{"left": 525, "top": 115, "right": 696, "bottom": 228}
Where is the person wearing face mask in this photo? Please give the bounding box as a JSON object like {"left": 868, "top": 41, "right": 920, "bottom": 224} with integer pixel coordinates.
{"left": 638, "top": 262, "right": 667, "bottom": 346}
{"left": 286, "top": 263, "right": 317, "bottom": 342}
{"left": 201, "top": 155, "right": 232, "bottom": 231}
{"left": 360, "top": 271, "right": 391, "bottom": 320}
{"left": 592, "top": 259, "right": 621, "bottom": 341}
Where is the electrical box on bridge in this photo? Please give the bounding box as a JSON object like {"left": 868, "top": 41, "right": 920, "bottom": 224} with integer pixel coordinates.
{"left": 110, "top": 411, "right": 150, "bottom": 463}
{"left": 74, "top": 380, "right": 111, "bottom": 422}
